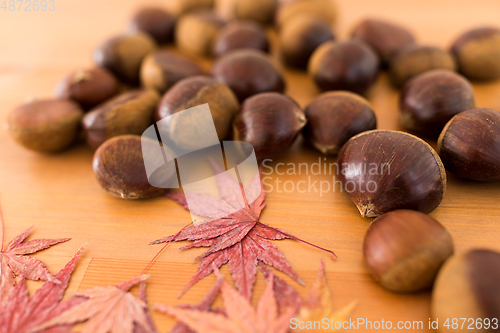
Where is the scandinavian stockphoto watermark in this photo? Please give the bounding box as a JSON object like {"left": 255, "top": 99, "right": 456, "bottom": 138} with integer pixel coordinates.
{"left": 139, "top": 103, "right": 391, "bottom": 221}
{"left": 261, "top": 158, "right": 391, "bottom": 196}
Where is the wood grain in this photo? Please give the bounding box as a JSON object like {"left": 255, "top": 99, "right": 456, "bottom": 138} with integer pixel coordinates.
{"left": 1, "top": 0, "right": 500, "bottom": 331}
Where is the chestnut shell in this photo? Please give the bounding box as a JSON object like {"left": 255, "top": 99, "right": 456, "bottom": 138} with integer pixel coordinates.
{"left": 432, "top": 249, "right": 500, "bottom": 323}
{"left": 233, "top": 92, "right": 306, "bottom": 160}
{"left": 82, "top": 89, "right": 160, "bottom": 149}
{"left": 140, "top": 50, "right": 204, "bottom": 93}
{"left": 213, "top": 20, "right": 269, "bottom": 57}
{"left": 364, "top": 210, "right": 454, "bottom": 292}
{"left": 451, "top": 27, "right": 500, "bottom": 80}
{"left": 437, "top": 108, "right": 500, "bottom": 181}
{"left": 55, "top": 68, "right": 121, "bottom": 110}
{"left": 351, "top": 18, "right": 416, "bottom": 65}
{"left": 399, "top": 69, "right": 475, "bottom": 139}
{"left": 303, "top": 91, "right": 376, "bottom": 155}
{"left": 389, "top": 45, "right": 456, "bottom": 87}
{"left": 211, "top": 49, "right": 285, "bottom": 102}
{"left": 308, "top": 40, "right": 379, "bottom": 96}
{"left": 129, "top": 7, "right": 177, "bottom": 44}
{"left": 7, "top": 99, "right": 84, "bottom": 153}
{"left": 337, "top": 130, "right": 446, "bottom": 217}
{"left": 93, "top": 135, "right": 173, "bottom": 199}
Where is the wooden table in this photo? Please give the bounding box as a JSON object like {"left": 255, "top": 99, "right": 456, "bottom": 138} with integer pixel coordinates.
{"left": 1, "top": 0, "right": 500, "bottom": 331}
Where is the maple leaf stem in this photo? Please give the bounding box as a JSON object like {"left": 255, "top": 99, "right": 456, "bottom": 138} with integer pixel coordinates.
{"left": 256, "top": 222, "right": 337, "bottom": 259}
{"left": 0, "top": 196, "right": 5, "bottom": 252}
{"left": 141, "top": 222, "right": 194, "bottom": 275}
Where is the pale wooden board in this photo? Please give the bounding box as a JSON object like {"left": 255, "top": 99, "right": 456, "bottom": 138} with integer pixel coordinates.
{"left": 1, "top": 0, "right": 500, "bottom": 332}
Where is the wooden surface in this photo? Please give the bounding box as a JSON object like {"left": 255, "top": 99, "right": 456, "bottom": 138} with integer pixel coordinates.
{"left": 1, "top": 0, "right": 500, "bottom": 331}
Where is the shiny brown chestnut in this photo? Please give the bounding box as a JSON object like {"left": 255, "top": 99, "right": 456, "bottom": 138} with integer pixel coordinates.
{"left": 276, "top": 0, "right": 338, "bottom": 28}
{"left": 233, "top": 92, "right": 306, "bottom": 160}
{"left": 399, "top": 69, "right": 475, "bottom": 139}
{"left": 82, "top": 89, "right": 160, "bottom": 149}
{"left": 308, "top": 40, "right": 379, "bottom": 95}
{"left": 389, "top": 44, "right": 456, "bottom": 87}
{"left": 337, "top": 130, "right": 447, "bottom": 218}
{"left": 93, "top": 33, "right": 157, "bottom": 85}
{"left": 303, "top": 91, "right": 376, "bottom": 155}
{"left": 432, "top": 249, "right": 500, "bottom": 331}
{"left": 155, "top": 76, "right": 240, "bottom": 144}
{"left": 364, "top": 210, "right": 454, "bottom": 293}
{"left": 351, "top": 18, "right": 416, "bottom": 65}
{"left": 140, "top": 50, "right": 204, "bottom": 93}
{"left": 279, "top": 15, "right": 335, "bottom": 69}
{"left": 55, "top": 68, "right": 121, "bottom": 110}
{"left": 437, "top": 108, "right": 500, "bottom": 182}
{"left": 213, "top": 21, "right": 269, "bottom": 57}
{"left": 212, "top": 49, "right": 285, "bottom": 101}
{"left": 451, "top": 27, "right": 500, "bottom": 81}
{"left": 176, "top": 11, "right": 225, "bottom": 57}
{"left": 93, "top": 135, "right": 176, "bottom": 199}
{"left": 129, "top": 7, "right": 176, "bottom": 44}
{"left": 216, "top": 0, "right": 277, "bottom": 25}
{"left": 7, "top": 99, "right": 84, "bottom": 153}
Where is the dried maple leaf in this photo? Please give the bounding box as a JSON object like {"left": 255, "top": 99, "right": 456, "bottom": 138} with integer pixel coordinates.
{"left": 150, "top": 164, "right": 313, "bottom": 299}
{"left": 0, "top": 244, "right": 86, "bottom": 333}
{"left": 156, "top": 266, "right": 294, "bottom": 333}
{"left": 34, "top": 275, "right": 158, "bottom": 333}
{"left": 0, "top": 226, "right": 71, "bottom": 302}
{"left": 262, "top": 260, "right": 357, "bottom": 333}
{"left": 169, "top": 275, "right": 223, "bottom": 333}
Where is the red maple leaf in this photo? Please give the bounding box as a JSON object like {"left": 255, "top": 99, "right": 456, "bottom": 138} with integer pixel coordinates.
{"left": 0, "top": 226, "right": 70, "bottom": 302}
{"left": 149, "top": 165, "right": 308, "bottom": 299}
{"left": 261, "top": 260, "right": 357, "bottom": 332}
{"left": 156, "top": 267, "right": 294, "bottom": 333}
{"left": 0, "top": 244, "right": 86, "bottom": 333}
{"left": 168, "top": 275, "right": 223, "bottom": 333}
{"left": 34, "top": 275, "right": 158, "bottom": 333}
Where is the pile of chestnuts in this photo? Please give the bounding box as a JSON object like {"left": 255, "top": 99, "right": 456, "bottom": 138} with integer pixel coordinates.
{"left": 5, "top": 0, "right": 500, "bottom": 325}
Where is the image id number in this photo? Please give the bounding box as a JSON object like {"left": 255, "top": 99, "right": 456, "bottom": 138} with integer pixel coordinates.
{"left": 443, "top": 318, "right": 498, "bottom": 330}
{"left": 1, "top": 0, "right": 55, "bottom": 11}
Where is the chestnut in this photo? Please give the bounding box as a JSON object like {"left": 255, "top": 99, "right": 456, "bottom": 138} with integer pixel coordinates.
{"left": 432, "top": 249, "right": 500, "bottom": 329}
{"left": 215, "top": 0, "right": 277, "bottom": 25}
{"left": 55, "top": 68, "right": 121, "bottom": 110}
{"left": 389, "top": 45, "right": 456, "bottom": 87}
{"left": 279, "top": 15, "right": 335, "bottom": 69}
{"left": 155, "top": 76, "right": 240, "bottom": 143}
{"left": 437, "top": 108, "right": 500, "bottom": 182}
{"left": 303, "top": 91, "right": 376, "bottom": 155}
{"left": 364, "top": 210, "right": 454, "bottom": 293}
{"left": 399, "top": 69, "right": 475, "bottom": 139}
{"left": 93, "top": 135, "right": 176, "bottom": 199}
{"left": 175, "top": 11, "right": 225, "bottom": 57}
{"left": 337, "top": 130, "right": 446, "bottom": 218}
{"left": 213, "top": 21, "right": 269, "bottom": 57}
{"left": 451, "top": 27, "right": 500, "bottom": 81}
{"left": 233, "top": 92, "right": 306, "bottom": 160}
{"left": 211, "top": 49, "right": 285, "bottom": 101}
{"left": 82, "top": 89, "right": 160, "bottom": 149}
{"left": 140, "top": 50, "right": 204, "bottom": 93}
{"left": 276, "top": 0, "right": 338, "bottom": 28}
{"left": 165, "top": 0, "right": 214, "bottom": 15}
{"left": 94, "top": 33, "right": 157, "bottom": 85}
{"left": 129, "top": 7, "right": 176, "bottom": 45}
{"left": 351, "top": 18, "right": 416, "bottom": 65}
{"left": 308, "top": 40, "right": 379, "bottom": 95}
{"left": 6, "top": 99, "right": 84, "bottom": 153}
